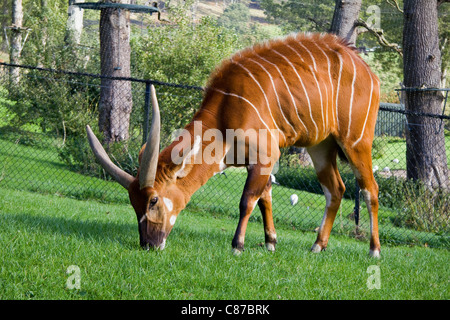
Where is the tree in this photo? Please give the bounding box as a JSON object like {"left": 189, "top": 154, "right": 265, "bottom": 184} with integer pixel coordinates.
{"left": 9, "top": 0, "right": 24, "bottom": 83}
{"left": 65, "top": 0, "right": 84, "bottom": 45}
{"left": 1, "top": 2, "right": 9, "bottom": 52}
{"left": 99, "top": 0, "right": 133, "bottom": 144}
{"left": 403, "top": 0, "right": 448, "bottom": 189}
{"left": 329, "top": 0, "right": 362, "bottom": 45}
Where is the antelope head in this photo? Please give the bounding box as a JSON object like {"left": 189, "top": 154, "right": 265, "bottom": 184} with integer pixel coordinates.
{"left": 86, "top": 85, "right": 186, "bottom": 250}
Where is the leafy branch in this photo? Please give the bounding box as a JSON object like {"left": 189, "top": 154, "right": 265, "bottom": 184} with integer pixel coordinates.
{"left": 355, "top": 18, "right": 403, "bottom": 57}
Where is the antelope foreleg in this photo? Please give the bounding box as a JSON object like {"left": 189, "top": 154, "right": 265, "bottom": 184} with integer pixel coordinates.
{"left": 232, "top": 165, "right": 273, "bottom": 253}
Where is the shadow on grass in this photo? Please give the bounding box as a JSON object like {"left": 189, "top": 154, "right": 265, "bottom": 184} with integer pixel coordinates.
{"left": 2, "top": 211, "right": 140, "bottom": 250}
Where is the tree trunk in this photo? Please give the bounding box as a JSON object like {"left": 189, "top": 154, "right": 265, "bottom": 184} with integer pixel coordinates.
{"left": 329, "top": 0, "right": 362, "bottom": 45}
{"left": 99, "top": 0, "right": 133, "bottom": 144}
{"left": 10, "top": 0, "right": 23, "bottom": 83}
{"left": 66, "top": 0, "right": 84, "bottom": 45}
{"left": 1, "top": 2, "right": 9, "bottom": 52}
{"left": 403, "top": 0, "right": 448, "bottom": 189}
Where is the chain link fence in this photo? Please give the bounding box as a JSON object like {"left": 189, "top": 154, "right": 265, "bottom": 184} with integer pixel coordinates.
{"left": 0, "top": 63, "right": 449, "bottom": 248}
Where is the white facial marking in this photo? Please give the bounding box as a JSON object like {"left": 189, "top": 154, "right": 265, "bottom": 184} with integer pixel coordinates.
{"left": 266, "top": 231, "right": 277, "bottom": 241}
{"left": 369, "top": 249, "right": 380, "bottom": 258}
{"left": 163, "top": 197, "right": 173, "bottom": 212}
{"left": 169, "top": 214, "right": 177, "bottom": 226}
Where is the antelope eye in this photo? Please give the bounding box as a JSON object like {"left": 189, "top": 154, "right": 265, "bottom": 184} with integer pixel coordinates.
{"left": 150, "top": 197, "right": 158, "bottom": 206}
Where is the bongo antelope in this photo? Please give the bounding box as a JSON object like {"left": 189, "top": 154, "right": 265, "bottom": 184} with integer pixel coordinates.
{"left": 87, "top": 33, "right": 381, "bottom": 257}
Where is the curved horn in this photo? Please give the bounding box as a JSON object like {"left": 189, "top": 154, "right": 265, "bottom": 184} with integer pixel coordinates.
{"left": 86, "top": 125, "right": 134, "bottom": 189}
{"left": 139, "top": 84, "right": 161, "bottom": 189}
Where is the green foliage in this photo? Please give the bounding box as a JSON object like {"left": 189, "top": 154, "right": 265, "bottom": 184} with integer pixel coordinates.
{"left": 0, "top": 86, "right": 15, "bottom": 127}
{"left": 217, "top": 2, "right": 251, "bottom": 34}
{"left": 131, "top": 10, "right": 243, "bottom": 141}
{"left": 260, "top": 0, "right": 335, "bottom": 33}
{"left": 372, "top": 135, "right": 388, "bottom": 159}
{"left": 132, "top": 14, "right": 241, "bottom": 86}
{"left": 358, "top": 0, "right": 404, "bottom": 48}
{"left": 5, "top": 71, "right": 99, "bottom": 137}
{"left": 389, "top": 180, "right": 450, "bottom": 234}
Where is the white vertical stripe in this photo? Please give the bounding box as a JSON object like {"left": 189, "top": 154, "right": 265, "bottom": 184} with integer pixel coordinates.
{"left": 346, "top": 51, "right": 357, "bottom": 139}
{"left": 272, "top": 49, "right": 319, "bottom": 141}
{"left": 254, "top": 53, "right": 308, "bottom": 134}
{"left": 352, "top": 63, "right": 374, "bottom": 148}
{"left": 287, "top": 44, "right": 325, "bottom": 135}
{"left": 247, "top": 57, "right": 297, "bottom": 137}
{"left": 335, "top": 50, "right": 344, "bottom": 130}
{"left": 314, "top": 42, "right": 334, "bottom": 128}
{"left": 233, "top": 61, "right": 287, "bottom": 142}
{"left": 212, "top": 88, "right": 278, "bottom": 142}
{"left": 297, "top": 41, "right": 317, "bottom": 71}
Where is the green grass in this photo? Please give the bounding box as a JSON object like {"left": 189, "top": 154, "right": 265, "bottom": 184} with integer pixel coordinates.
{"left": 0, "top": 187, "right": 449, "bottom": 300}
{"left": 0, "top": 134, "right": 448, "bottom": 299}
{"left": 0, "top": 136, "right": 128, "bottom": 204}
{"left": 372, "top": 135, "right": 450, "bottom": 172}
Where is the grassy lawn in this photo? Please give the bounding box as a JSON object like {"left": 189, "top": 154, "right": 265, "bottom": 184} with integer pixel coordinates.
{"left": 0, "top": 134, "right": 448, "bottom": 300}
{"left": 372, "top": 134, "right": 450, "bottom": 172}
{"left": 1, "top": 187, "right": 449, "bottom": 300}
